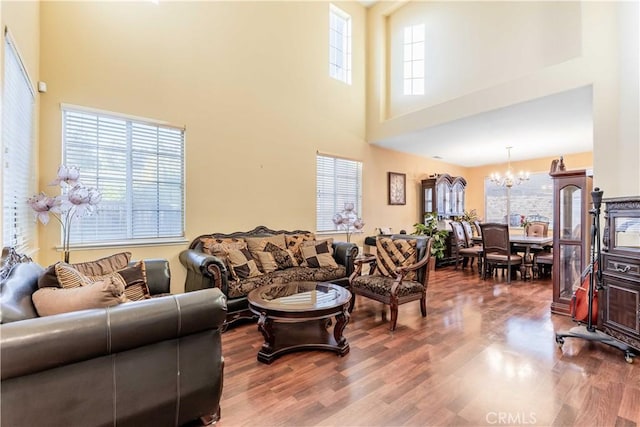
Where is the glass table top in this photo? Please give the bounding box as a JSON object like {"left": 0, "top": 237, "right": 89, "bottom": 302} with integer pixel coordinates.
{"left": 248, "top": 281, "right": 351, "bottom": 312}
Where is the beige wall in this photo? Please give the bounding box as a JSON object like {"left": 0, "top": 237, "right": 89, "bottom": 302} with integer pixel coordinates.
{"left": 38, "top": 1, "right": 470, "bottom": 292}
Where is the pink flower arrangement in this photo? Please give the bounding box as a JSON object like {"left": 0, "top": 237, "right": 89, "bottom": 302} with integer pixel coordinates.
{"left": 28, "top": 165, "right": 101, "bottom": 262}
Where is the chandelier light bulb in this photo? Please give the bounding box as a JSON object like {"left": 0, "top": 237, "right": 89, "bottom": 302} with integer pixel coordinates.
{"left": 490, "top": 146, "right": 529, "bottom": 188}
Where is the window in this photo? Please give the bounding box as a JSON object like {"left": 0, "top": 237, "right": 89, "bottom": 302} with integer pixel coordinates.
{"left": 485, "top": 172, "right": 553, "bottom": 226}
{"left": 403, "top": 24, "right": 425, "bottom": 95}
{"left": 329, "top": 4, "right": 352, "bottom": 85}
{"left": 62, "top": 105, "right": 185, "bottom": 246}
{"left": 316, "top": 154, "right": 362, "bottom": 233}
{"left": 2, "top": 31, "right": 36, "bottom": 253}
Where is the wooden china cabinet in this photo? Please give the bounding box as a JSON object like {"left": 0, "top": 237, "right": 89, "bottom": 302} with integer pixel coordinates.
{"left": 550, "top": 169, "right": 593, "bottom": 316}
{"left": 421, "top": 174, "right": 466, "bottom": 266}
{"left": 599, "top": 197, "right": 640, "bottom": 352}
{"left": 420, "top": 173, "right": 467, "bottom": 220}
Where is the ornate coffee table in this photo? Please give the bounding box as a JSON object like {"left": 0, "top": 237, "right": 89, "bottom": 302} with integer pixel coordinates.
{"left": 247, "top": 281, "right": 351, "bottom": 364}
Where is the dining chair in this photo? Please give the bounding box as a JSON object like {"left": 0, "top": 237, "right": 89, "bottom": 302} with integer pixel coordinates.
{"left": 480, "top": 223, "right": 523, "bottom": 284}
{"left": 525, "top": 221, "right": 549, "bottom": 237}
{"left": 349, "top": 235, "right": 432, "bottom": 331}
{"left": 451, "top": 221, "right": 483, "bottom": 272}
{"left": 522, "top": 221, "right": 551, "bottom": 261}
{"left": 473, "top": 220, "right": 482, "bottom": 238}
{"left": 534, "top": 250, "right": 553, "bottom": 278}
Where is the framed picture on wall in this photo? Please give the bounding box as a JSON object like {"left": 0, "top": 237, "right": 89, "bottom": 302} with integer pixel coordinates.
{"left": 388, "top": 172, "right": 406, "bottom": 205}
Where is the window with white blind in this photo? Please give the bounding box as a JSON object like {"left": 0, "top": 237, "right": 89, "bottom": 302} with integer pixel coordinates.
{"left": 316, "top": 154, "right": 362, "bottom": 233}
{"left": 2, "top": 31, "right": 36, "bottom": 253}
{"left": 403, "top": 23, "right": 425, "bottom": 95}
{"left": 329, "top": 4, "right": 352, "bottom": 85}
{"left": 62, "top": 106, "right": 185, "bottom": 246}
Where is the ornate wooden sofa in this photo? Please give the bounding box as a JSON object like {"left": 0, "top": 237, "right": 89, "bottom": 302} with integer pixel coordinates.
{"left": 179, "top": 226, "right": 358, "bottom": 327}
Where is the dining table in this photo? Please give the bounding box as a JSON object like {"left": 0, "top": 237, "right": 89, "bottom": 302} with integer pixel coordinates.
{"left": 472, "top": 234, "right": 553, "bottom": 280}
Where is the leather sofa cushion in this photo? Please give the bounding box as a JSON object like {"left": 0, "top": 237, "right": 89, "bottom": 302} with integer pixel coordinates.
{"left": 0, "top": 262, "right": 43, "bottom": 323}
{"left": 38, "top": 252, "right": 132, "bottom": 288}
{"left": 32, "top": 278, "right": 127, "bottom": 317}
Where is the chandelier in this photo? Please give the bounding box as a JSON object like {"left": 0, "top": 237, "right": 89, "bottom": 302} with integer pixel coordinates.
{"left": 333, "top": 202, "right": 365, "bottom": 243}
{"left": 490, "top": 146, "right": 530, "bottom": 188}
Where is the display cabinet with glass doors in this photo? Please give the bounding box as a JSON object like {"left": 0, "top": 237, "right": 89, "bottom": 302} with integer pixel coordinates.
{"left": 421, "top": 174, "right": 467, "bottom": 220}
{"left": 550, "top": 169, "right": 593, "bottom": 316}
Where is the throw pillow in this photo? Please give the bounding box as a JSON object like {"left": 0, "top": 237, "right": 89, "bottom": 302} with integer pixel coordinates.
{"left": 300, "top": 240, "right": 339, "bottom": 268}
{"left": 264, "top": 242, "right": 296, "bottom": 270}
{"left": 254, "top": 252, "right": 278, "bottom": 273}
{"left": 227, "top": 248, "right": 262, "bottom": 280}
{"left": 245, "top": 235, "right": 287, "bottom": 269}
{"left": 38, "top": 252, "right": 132, "bottom": 288}
{"left": 200, "top": 237, "right": 247, "bottom": 257}
{"left": 55, "top": 261, "right": 150, "bottom": 301}
{"left": 375, "top": 237, "right": 418, "bottom": 280}
{"left": 32, "top": 277, "right": 128, "bottom": 317}
{"left": 285, "top": 233, "right": 315, "bottom": 265}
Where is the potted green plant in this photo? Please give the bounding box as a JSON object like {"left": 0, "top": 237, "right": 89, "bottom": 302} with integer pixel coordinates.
{"left": 413, "top": 213, "right": 449, "bottom": 261}
{"left": 455, "top": 209, "right": 478, "bottom": 223}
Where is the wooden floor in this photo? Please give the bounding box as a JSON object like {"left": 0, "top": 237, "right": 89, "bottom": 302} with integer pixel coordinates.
{"left": 216, "top": 266, "right": 640, "bottom": 427}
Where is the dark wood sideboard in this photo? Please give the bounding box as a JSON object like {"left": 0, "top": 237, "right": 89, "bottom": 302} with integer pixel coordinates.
{"left": 600, "top": 196, "right": 640, "bottom": 352}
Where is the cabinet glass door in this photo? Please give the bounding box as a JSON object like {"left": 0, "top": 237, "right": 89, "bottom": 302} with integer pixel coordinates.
{"left": 424, "top": 187, "right": 433, "bottom": 214}
{"left": 558, "top": 185, "right": 583, "bottom": 301}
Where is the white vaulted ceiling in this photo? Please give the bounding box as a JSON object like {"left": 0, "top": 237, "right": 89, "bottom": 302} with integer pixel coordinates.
{"left": 372, "top": 86, "right": 593, "bottom": 167}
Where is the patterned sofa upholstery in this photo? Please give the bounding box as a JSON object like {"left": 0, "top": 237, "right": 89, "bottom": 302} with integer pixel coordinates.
{"left": 180, "top": 226, "right": 358, "bottom": 327}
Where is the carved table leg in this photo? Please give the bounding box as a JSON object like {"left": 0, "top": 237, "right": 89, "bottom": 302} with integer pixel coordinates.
{"left": 333, "top": 305, "right": 350, "bottom": 348}
{"left": 257, "top": 312, "right": 274, "bottom": 353}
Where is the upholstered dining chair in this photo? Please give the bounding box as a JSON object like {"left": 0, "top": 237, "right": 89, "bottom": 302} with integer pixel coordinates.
{"left": 525, "top": 221, "right": 549, "bottom": 237}
{"left": 349, "top": 235, "right": 432, "bottom": 331}
{"left": 450, "top": 221, "right": 483, "bottom": 271}
{"left": 473, "top": 220, "right": 483, "bottom": 238}
{"left": 534, "top": 250, "right": 553, "bottom": 278}
{"left": 480, "top": 223, "right": 523, "bottom": 284}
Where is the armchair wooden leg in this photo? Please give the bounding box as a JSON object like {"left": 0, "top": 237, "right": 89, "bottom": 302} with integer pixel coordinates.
{"left": 389, "top": 302, "right": 399, "bottom": 331}
{"left": 348, "top": 293, "right": 356, "bottom": 313}
{"left": 420, "top": 294, "right": 427, "bottom": 317}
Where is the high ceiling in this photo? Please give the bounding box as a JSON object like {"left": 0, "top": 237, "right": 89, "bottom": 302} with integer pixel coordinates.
{"left": 372, "top": 86, "right": 594, "bottom": 167}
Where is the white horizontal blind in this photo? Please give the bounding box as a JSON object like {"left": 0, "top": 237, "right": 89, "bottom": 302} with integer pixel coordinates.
{"left": 2, "top": 33, "right": 36, "bottom": 253}
{"left": 316, "top": 154, "right": 362, "bottom": 232}
{"left": 63, "top": 107, "right": 185, "bottom": 244}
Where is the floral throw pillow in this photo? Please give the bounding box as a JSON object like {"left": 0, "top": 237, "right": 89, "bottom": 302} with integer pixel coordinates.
{"left": 264, "top": 242, "right": 296, "bottom": 270}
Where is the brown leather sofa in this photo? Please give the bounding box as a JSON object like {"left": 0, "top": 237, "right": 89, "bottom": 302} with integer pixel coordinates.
{"left": 0, "top": 249, "right": 226, "bottom": 427}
